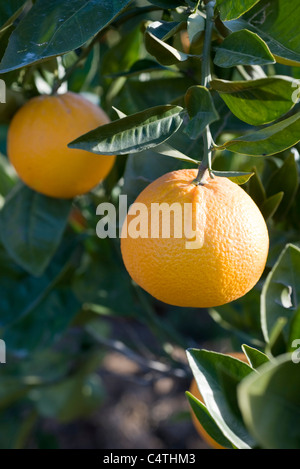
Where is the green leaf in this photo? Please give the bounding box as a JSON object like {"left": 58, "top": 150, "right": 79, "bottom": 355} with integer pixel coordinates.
{"left": 184, "top": 86, "right": 219, "bottom": 139}
{"left": 113, "top": 76, "right": 194, "bottom": 115}
{"left": 214, "top": 30, "right": 275, "bottom": 68}
{"left": 0, "top": 0, "right": 133, "bottom": 73}
{"left": 211, "top": 77, "right": 296, "bottom": 126}
{"left": 261, "top": 244, "right": 300, "bottom": 346}
{"left": 266, "top": 317, "right": 288, "bottom": 357}
{"left": 2, "top": 230, "right": 82, "bottom": 353}
{"left": 209, "top": 289, "right": 265, "bottom": 346}
{"left": 216, "top": 363, "right": 249, "bottom": 421}
{"left": 4, "top": 284, "right": 81, "bottom": 353}
{"left": 0, "top": 153, "right": 17, "bottom": 197}
{"left": 186, "top": 348, "right": 255, "bottom": 449}
{"left": 0, "top": 184, "right": 72, "bottom": 276}
{"left": 69, "top": 105, "right": 184, "bottom": 156}
{"left": 187, "top": 11, "right": 205, "bottom": 44}
{"left": 147, "top": 0, "right": 182, "bottom": 7}
{"left": 223, "top": 112, "right": 300, "bottom": 156}
{"left": 104, "top": 59, "right": 169, "bottom": 79}
{"left": 121, "top": 147, "right": 190, "bottom": 206}
{"left": 238, "top": 354, "right": 300, "bottom": 449}
{"left": 144, "top": 30, "right": 191, "bottom": 66}
{"left": 260, "top": 192, "right": 284, "bottom": 221}
{"left": 73, "top": 240, "right": 143, "bottom": 318}
{"left": 265, "top": 152, "right": 299, "bottom": 220}
{"left": 0, "top": 407, "right": 35, "bottom": 449}
{"left": 248, "top": 167, "right": 266, "bottom": 207}
{"left": 100, "top": 25, "right": 142, "bottom": 89}
{"left": 212, "top": 170, "right": 254, "bottom": 185}
{"left": 146, "top": 20, "right": 184, "bottom": 42}
{"left": 30, "top": 354, "right": 105, "bottom": 422}
{"left": 0, "top": 0, "right": 26, "bottom": 30}
{"left": 241, "top": 344, "right": 270, "bottom": 369}
{"left": 166, "top": 125, "right": 205, "bottom": 163}
{"left": 15, "top": 349, "right": 74, "bottom": 384}
{"left": 154, "top": 143, "right": 200, "bottom": 164}
{"left": 225, "top": 0, "right": 300, "bottom": 65}
{"left": 290, "top": 315, "right": 300, "bottom": 355}
{"left": 0, "top": 377, "right": 29, "bottom": 411}
{"left": 186, "top": 391, "right": 234, "bottom": 449}
{"left": 0, "top": 228, "right": 80, "bottom": 330}
{"left": 216, "top": 0, "right": 261, "bottom": 21}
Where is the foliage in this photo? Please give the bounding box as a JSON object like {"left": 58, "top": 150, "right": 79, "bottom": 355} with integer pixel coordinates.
{"left": 0, "top": 0, "right": 300, "bottom": 449}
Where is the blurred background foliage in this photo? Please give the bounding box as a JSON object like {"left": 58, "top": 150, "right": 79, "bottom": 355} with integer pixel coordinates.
{"left": 0, "top": 0, "right": 299, "bottom": 449}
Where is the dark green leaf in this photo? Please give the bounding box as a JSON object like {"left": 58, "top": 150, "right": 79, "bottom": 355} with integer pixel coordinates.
{"left": 290, "top": 314, "right": 300, "bottom": 355}
{"left": 0, "top": 0, "right": 133, "bottom": 73}
{"left": 0, "top": 153, "right": 17, "bottom": 197}
{"left": 186, "top": 348, "right": 255, "bottom": 449}
{"left": 260, "top": 192, "right": 284, "bottom": 221}
{"left": 32, "top": 374, "right": 104, "bottom": 422}
{"left": 241, "top": 344, "right": 270, "bottom": 369}
{"left": 69, "top": 105, "right": 184, "bottom": 156}
{"left": 187, "top": 11, "right": 205, "bottom": 44}
{"left": 261, "top": 244, "right": 300, "bottom": 347}
{"left": 104, "top": 59, "right": 169, "bottom": 79}
{"left": 0, "top": 184, "right": 72, "bottom": 276}
{"left": 184, "top": 86, "right": 219, "bottom": 139}
{"left": 216, "top": 363, "right": 248, "bottom": 421}
{"left": 146, "top": 20, "right": 184, "bottom": 41}
{"left": 0, "top": 377, "right": 29, "bottom": 411}
{"left": 15, "top": 349, "right": 74, "bottom": 384}
{"left": 0, "top": 229, "right": 80, "bottom": 329}
{"left": 186, "top": 391, "right": 234, "bottom": 449}
{"left": 209, "top": 289, "right": 265, "bottom": 346}
{"left": 248, "top": 167, "right": 266, "bottom": 207}
{"left": 154, "top": 143, "right": 200, "bottom": 164}
{"left": 4, "top": 285, "right": 81, "bottom": 353}
{"left": 30, "top": 354, "right": 105, "bottom": 422}
{"left": 225, "top": 0, "right": 300, "bottom": 65}
{"left": 100, "top": 25, "right": 142, "bottom": 88}
{"left": 223, "top": 112, "right": 300, "bottom": 156}
{"left": 238, "top": 355, "right": 300, "bottom": 449}
{"left": 216, "top": 0, "right": 261, "bottom": 21}
{"left": 0, "top": 407, "right": 34, "bottom": 449}
{"left": 212, "top": 170, "right": 254, "bottom": 185}
{"left": 147, "top": 0, "right": 182, "bottom": 7}
{"left": 165, "top": 125, "right": 205, "bottom": 162}
{"left": 113, "top": 76, "right": 194, "bottom": 115}
{"left": 121, "top": 147, "right": 191, "bottom": 206}
{"left": 214, "top": 30, "right": 275, "bottom": 68}
{"left": 265, "top": 152, "right": 299, "bottom": 220}
{"left": 73, "top": 240, "right": 143, "bottom": 318}
{"left": 267, "top": 317, "right": 288, "bottom": 357}
{"left": 211, "top": 77, "right": 296, "bottom": 126}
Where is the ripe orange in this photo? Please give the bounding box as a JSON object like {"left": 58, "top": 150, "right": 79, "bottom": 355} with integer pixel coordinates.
{"left": 189, "top": 351, "right": 248, "bottom": 449}
{"left": 121, "top": 169, "right": 269, "bottom": 308}
{"left": 7, "top": 92, "right": 115, "bottom": 199}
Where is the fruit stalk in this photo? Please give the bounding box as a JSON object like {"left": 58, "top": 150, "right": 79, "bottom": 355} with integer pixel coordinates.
{"left": 194, "top": 0, "right": 216, "bottom": 185}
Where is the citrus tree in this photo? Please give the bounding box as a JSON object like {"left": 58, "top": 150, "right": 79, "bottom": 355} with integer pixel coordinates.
{"left": 0, "top": 0, "right": 300, "bottom": 449}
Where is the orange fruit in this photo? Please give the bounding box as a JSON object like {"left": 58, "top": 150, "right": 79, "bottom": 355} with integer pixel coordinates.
{"left": 189, "top": 352, "right": 248, "bottom": 449}
{"left": 121, "top": 169, "right": 269, "bottom": 308}
{"left": 7, "top": 92, "right": 115, "bottom": 199}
